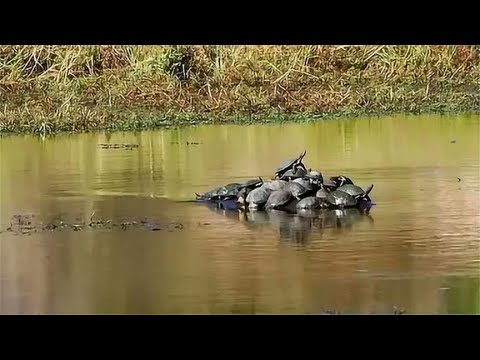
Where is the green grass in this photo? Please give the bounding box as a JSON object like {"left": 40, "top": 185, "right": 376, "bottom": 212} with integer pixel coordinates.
{"left": 1, "top": 45, "right": 479, "bottom": 135}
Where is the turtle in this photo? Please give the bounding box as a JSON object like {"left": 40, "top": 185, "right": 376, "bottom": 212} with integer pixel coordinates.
{"left": 195, "top": 186, "right": 223, "bottom": 201}
{"left": 337, "top": 184, "right": 370, "bottom": 198}
{"left": 280, "top": 167, "right": 307, "bottom": 181}
{"left": 243, "top": 187, "right": 272, "bottom": 210}
{"left": 315, "top": 187, "right": 330, "bottom": 199}
{"left": 292, "top": 177, "right": 317, "bottom": 195}
{"left": 322, "top": 177, "right": 338, "bottom": 190}
{"left": 274, "top": 150, "right": 307, "bottom": 179}
{"left": 330, "top": 175, "right": 354, "bottom": 187}
{"left": 240, "top": 177, "right": 264, "bottom": 190}
{"left": 287, "top": 181, "right": 308, "bottom": 200}
{"left": 338, "top": 184, "right": 374, "bottom": 203}
{"left": 306, "top": 170, "right": 324, "bottom": 185}
{"left": 265, "top": 190, "right": 293, "bottom": 209}
{"left": 261, "top": 179, "right": 288, "bottom": 191}
{"left": 216, "top": 183, "right": 242, "bottom": 200}
{"left": 325, "top": 190, "right": 358, "bottom": 208}
{"left": 296, "top": 196, "right": 321, "bottom": 210}
{"left": 292, "top": 177, "right": 313, "bottom": 190}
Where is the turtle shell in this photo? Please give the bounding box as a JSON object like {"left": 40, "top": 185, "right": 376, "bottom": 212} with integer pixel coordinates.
{"left": 296, "top": 196, "right": 321, "bottom": 210}
{"left": 281, "top": 167, "right": 307, "bottom": 180}
{"left": 315, "top": 188, "right": 329, "bottom": 199}
{"left": 265, "top": 190, "right": 292, "bottom": 209}
{"left": 337, "top": 184, "right": 365, "bottom": 198}
{"left": 326, "top": 190, "right": 357, "bottom": 207}
{"left": 241, "top": 177, "right": 264, "bottom": 189}
{"left": 246, "top": 187, "right": 271, "bottom": 208}
{"left": 292, "top": 178, "right": 313, "bottom": 191}
{"left": 261, "top": 180, "right": 288, "bottom": 191}
{"left": 287, "top": 181, "right": 307, "bottom": 199}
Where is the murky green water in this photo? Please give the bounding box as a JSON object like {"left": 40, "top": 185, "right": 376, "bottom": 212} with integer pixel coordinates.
{"left": 1, "top": 114, "right": 479, "bottom": 314}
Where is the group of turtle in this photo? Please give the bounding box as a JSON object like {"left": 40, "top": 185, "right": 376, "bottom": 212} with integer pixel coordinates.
{"left": 195, "top": 151, "right": 374, "bottom": 212}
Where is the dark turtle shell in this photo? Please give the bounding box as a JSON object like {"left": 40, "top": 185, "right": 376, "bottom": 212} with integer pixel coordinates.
{"left": 246, "top": 187, "right": 271, "bottom": 208}
{"left": 287, "top": 181, "right": 307, "bottom": 199}
{"left": 326, "top": 190, "right": 357, "bottom": 207}
{"left": 265, "top": 190, "right": 292, "bottom": 209}
{"left": 296, "top": 196, "right": 321, "bottom": 210}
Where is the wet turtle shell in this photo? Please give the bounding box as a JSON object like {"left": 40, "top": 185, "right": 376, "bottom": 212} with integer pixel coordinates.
{"left": 296, "top": 196, "right": 321, "bottom": 210}
{"left": 315, "top": 188, "right": 329, "bottom": 199}
{"left": 245, "top": 187, "right": 271, "bottom": 209}
{"left": 338, "top": 183, "right": 374, "bottom": 201}
{"left": 287, "top": 181, "right": 308, "bottom": 199}
{"left": 261, "top": 179, "right": 288, "bottom": 191}
{"left": 326, "top": 190, "right": 357, "bottom": 208}
{"left": 337, "top": 184, "right": 365, "bottom": 198}
{"left": 265, "top": 190, "right": 292, "bottom": 209}
{"left": 292, "top": 178, "right": 314, "bottom": 191}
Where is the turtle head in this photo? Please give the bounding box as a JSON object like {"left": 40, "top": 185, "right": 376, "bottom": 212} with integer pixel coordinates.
{"left": 363, "top": 184, "right": 374, "bottom": 201}
{"left": 298, "top": 150, "right": 306, "bottom": 161}
{"left": 296, "top": 150, "right": 307, "bottom": 171}
{"left": 194, "top": 192, "right": 205, "bottom": 201}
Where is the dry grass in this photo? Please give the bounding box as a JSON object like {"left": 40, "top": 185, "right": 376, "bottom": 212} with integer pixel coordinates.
{"left": 1, "top": 45, "right": 479, "bottom": 134}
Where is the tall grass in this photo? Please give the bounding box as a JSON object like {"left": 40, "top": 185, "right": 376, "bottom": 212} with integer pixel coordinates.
{"left": 1, "top": 45, "right": 479, "bottom": 134}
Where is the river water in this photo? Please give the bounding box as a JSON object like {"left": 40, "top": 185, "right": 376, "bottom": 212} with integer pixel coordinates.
{"left": 1, "top": 114, "right": 479, "bottom": 314}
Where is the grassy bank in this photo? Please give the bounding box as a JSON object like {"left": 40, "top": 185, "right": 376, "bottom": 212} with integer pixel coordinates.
{"left": 0, "top": 45, "right": 479, "bottom": 135}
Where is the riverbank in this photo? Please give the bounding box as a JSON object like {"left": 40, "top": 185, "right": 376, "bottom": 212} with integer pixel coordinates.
{"left": 1, "top": 45, "right": 479, "bottom": 135}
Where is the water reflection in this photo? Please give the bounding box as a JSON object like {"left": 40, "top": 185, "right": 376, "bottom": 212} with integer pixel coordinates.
{"left": 201, "top": 201, "right": 375, "bottom": 245}
{"left": 1, "top": 114, "right": 479, "bottom": 314}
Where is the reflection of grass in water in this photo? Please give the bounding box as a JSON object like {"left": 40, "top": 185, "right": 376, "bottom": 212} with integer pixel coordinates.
{"left": 445, "top": 276, "right": 480, "bottom": 314}
{"left": 0, "top": 45, "right": 479, "bottom": 135}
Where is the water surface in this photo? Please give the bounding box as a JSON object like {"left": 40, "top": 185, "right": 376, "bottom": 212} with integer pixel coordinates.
{"left": 1, "top": 114, "right": 479, "bottom": 314}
